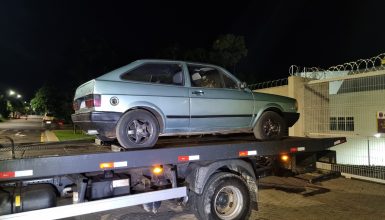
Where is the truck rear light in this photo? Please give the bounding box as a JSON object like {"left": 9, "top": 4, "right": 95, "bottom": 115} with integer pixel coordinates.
{"left": 85, "top": 94, "right": 101, "bottom": 108}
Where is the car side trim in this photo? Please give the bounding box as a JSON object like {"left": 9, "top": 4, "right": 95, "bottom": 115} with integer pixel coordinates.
{"left": 167, "top": 114, "right": 253, "bottom": 119}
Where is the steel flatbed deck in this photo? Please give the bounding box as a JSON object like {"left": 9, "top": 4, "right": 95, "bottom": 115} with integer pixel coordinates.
{"left": 0, "top": 135, "right": 346, "bottom": 181}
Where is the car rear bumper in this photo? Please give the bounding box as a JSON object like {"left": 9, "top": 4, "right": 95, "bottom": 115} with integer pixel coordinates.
{"left": 71, "top": 111, "right": 122, "bottom": 138}
{"left": 283, "top": 112, "right": 300, "bottom": 127}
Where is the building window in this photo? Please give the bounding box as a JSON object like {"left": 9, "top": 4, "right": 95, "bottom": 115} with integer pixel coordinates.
{"left": 330, "top": 117, "right": 337, "bottom": 130}
{"left": 346, "top": 117, "right": 354, "bottom": 131}
{"left": 330, "top": 116, "right": 354, "bottom": 131}
{"left": 338, "top": 117, "right": 345, "bottom": 131}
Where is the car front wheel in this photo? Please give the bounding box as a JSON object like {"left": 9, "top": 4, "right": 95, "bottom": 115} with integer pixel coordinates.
{"left": 116, "top": 110, "right": 159, "bottom": 148}
{"left": 253, "top": 111, "right": 286, "bottom": 140}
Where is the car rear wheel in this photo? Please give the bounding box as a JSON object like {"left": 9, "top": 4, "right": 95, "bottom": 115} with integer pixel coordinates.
{"left": 253, "top": 111, "right": 286, "bottom": 140}
{"left": 116, "top": 110, "right": 159, "bottom": 148}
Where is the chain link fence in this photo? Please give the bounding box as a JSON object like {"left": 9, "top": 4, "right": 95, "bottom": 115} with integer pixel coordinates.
{"left": 300, "top": 54, "right": 385, "bottom": 180}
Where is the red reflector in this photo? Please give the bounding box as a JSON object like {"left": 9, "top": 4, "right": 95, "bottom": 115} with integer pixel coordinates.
{"left": 239, "top": 151, "right": 248, "bottom": 157}
{"left": 178, "top": 156, "right": 189, "bottom": 161}
{"left": 290, "top": 147, "right": 298, "bottom": 153}
{"left": 0, "top": 172, "right": 15, "bottom": 178}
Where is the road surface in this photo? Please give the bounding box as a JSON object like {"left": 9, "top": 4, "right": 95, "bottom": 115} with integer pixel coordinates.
{"left": 0, "top": 116, "right": 43, "bottom": 145}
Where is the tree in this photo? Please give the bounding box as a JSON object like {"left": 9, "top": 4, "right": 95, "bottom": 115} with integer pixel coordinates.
{"left": 30, "top": 86, "right": 50, "bottom": 114}
{"left": 30, "top": 85, "right": 62, "bottom": 115}
{"left": 210, "top": 34, "right": 248, "bottom": 72}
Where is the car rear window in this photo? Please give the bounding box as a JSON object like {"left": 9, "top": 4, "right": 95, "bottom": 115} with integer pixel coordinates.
{"left": 121, "top": 63, "right": 183, "bottom": 86}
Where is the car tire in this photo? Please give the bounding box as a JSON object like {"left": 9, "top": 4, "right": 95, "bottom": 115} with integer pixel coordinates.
{"left": 116, "top": 109, "right": 159, "bottom": 148}
{"left": 253, "top": 111, "right": 286, "bottom": 140}
{"left": 189, "top": 172, "right": 252, "bottom": 220}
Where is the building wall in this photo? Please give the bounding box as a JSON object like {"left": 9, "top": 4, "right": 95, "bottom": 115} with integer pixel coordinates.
{"left": 254, "top": 73, "right": 385, "bottom": 166}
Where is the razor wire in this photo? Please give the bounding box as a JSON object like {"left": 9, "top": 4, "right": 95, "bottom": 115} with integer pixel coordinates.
{"left": 289, "top": 53, "right": 385, "bottom": 79}
{"left": 248, "top": 78, "right": 288, "bottom": 90}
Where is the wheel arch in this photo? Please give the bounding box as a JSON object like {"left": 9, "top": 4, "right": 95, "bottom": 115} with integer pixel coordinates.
{"left": 121, "top": 102, "right": 166, "bottom": 133}
{"left": 186, "top": 159, "right": 258, "bottom": 210}
{"left": 252, "top": 104, "right": 284, "bottom": 127}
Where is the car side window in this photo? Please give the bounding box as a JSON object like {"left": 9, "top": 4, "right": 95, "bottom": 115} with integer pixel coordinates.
{"left": 121, "top": 63, "right": 183, "bottom": 86}
{"left": 188, "top": 64, "right": 223, "bottom": 88}
{"left": 222, "top": 73, "right": 239, "bottom": 89}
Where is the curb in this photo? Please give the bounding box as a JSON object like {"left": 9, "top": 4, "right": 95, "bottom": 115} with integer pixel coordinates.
{"left": 41, "top": 130, "right": 59, "bottom": 142}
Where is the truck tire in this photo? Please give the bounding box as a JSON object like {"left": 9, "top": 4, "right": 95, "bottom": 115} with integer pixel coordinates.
{"left": 116, "top": 110, "right": 159, "bottom": 148}
{"left": 190, "top": 172, "right": 251, "bottom": 220}
{"left": 253, "top": 111, "right": 286, "bottom": 140}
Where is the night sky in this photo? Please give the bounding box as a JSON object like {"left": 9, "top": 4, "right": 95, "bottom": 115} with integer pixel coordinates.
{"left": 1, "top": 0, "right": 385, "bottom": 100}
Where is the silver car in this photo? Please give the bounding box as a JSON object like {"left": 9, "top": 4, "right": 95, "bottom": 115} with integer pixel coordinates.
{"left": 72, "top": 60, "right": 299, "bottom": 148}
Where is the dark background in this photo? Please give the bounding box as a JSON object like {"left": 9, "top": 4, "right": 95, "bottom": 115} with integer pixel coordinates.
{"left": 1, "top": 0, "right": 384, "bottom": 100}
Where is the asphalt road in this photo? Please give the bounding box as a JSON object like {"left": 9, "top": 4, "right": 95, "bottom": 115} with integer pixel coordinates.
{"left": 0, "top": 116, "right": 43, "bottom": 145}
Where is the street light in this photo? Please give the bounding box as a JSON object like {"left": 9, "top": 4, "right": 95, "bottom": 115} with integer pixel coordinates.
{"left": 16, "top": 94, "right": 21, "bottom": 99}
{"left": 9, "top": 90, "right": 15, "bottom": 96}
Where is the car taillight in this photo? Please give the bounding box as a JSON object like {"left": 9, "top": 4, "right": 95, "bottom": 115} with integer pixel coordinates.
{"left": 85, "top": 94, "right": 101, "bottom": 108}
{"left": 73, "top": 101, "right": 80, "bottom": 111}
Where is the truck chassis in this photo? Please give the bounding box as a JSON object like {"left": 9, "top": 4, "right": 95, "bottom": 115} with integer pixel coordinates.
{"left": 0, "top": 134, "right": 345, "bottom": 220}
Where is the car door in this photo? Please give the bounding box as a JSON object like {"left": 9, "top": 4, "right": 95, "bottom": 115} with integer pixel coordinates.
{"left": 187, "top": 63, "right": 254, "bottom": 131}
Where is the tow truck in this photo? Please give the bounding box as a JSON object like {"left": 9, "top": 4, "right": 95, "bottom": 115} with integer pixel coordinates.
{"left": 0, "top": 134, "right": 345, "bottom": 220}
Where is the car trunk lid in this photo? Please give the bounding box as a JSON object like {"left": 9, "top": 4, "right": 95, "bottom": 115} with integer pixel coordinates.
{"left": 73, "top": 80, "right": 100, "bottom": 112}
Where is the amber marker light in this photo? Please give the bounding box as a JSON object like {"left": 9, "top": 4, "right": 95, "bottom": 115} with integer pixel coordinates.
{"left": 280, "top": 155, "right": 290, "bottom": 162}
{"left": 99, "top": 162, "right": 114, "bottom": 169}
{"left": 152, "top": 166, "right": 163, "bottom": 175}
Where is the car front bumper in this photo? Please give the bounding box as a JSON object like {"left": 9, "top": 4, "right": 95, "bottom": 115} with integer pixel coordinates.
{"left": 283, "top": 112, "right": 300, "bottom": 127}
{"left": 71, "top": 111, "right": 122, "bottom": 138}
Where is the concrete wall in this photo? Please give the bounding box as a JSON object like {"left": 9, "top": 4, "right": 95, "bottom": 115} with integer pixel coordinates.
{"left": 254, "top": 85, "right": 288, "bottom": 97}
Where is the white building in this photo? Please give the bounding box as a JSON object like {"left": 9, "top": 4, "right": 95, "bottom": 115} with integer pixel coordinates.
{"left": 253, "top": 61, "right": 385, "bottom": 167}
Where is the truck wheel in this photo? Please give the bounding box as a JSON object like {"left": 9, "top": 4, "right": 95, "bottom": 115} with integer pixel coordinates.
{"left": 191, "top": 172, "right": 251, "bottom": 220}
{"left": 116, "top": 110, "right": 159, "bottom": 148}
{"left": 253, "top": 111, "right": 286, "bottom": 140}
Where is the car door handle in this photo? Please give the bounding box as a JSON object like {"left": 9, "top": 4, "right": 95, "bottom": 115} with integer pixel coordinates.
{"left": 192, "top": 90, "right": 204, "bottom": 95}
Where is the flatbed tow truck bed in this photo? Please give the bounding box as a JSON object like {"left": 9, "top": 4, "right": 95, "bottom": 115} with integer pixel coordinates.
{"left": 0, "top": 135, "right": 346, "bottom": 220}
